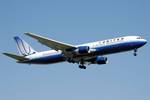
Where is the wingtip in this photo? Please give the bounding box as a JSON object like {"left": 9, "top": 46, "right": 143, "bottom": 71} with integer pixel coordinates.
{"left": 24, "top": 32, "right": 33, "bottom": 35}
{"left": 24, "top": 32, "right": 37, "bottom": 37}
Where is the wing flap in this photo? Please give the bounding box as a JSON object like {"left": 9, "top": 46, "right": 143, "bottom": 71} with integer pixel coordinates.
{"left": 25, "top": 32, "right": 76, "bottom": 51}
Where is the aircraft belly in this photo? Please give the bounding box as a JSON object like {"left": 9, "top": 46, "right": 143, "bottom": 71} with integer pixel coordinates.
{"left": 28, "top": 54, "right": 66, "bottom": 64}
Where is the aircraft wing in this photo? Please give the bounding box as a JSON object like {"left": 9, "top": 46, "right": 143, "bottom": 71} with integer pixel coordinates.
{"left": 25, "top": 32, "right": 77, "bottom": 51}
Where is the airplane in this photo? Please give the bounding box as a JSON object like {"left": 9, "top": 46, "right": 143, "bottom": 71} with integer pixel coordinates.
{"left": 3, "top": 32, "right": 147, "bottom": 69}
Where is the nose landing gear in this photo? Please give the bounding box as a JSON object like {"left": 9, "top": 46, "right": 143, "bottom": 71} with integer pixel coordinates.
{"left": 134, "top": 49, "right": 137, "bottom": 56}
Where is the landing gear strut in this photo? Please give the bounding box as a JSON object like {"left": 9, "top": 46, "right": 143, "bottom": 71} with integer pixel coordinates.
{"left": 79, "top": 59, "right": 86, "bottom": 69}
{"left": 134, "top": 49, "right": 137, "bottom": 56}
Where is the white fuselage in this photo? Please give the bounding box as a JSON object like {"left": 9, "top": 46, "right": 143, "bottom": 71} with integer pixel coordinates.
{"left": 24, "top": 36, "right": 147, "bottom": 64}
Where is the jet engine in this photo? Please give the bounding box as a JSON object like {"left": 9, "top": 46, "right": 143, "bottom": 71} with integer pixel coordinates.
{"left": 75, "top": 46, "right": 90, "bottom": 54}
{"left": 89, "top": 56, "right": 107, "bottom": 64}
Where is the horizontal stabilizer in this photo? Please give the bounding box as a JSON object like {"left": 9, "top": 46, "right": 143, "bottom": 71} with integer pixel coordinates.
{"left": 3, "top": 53, "right": 28, "bottom": 61}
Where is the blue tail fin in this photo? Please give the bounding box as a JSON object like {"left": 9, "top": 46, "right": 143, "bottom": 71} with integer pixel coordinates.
{"left": 14, "top": 36, "right": 37, "bottom": 56}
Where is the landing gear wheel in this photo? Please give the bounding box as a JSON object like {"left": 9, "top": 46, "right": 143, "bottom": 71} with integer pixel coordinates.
{"left": 133, "top": 49, "right": 137, "bottom": 56}
{"left": 134, "top": 52, "right": 137, "bottom": 56}
{"left": 79, "top": 65, "right": 86, "bottom": 69}
{"left": 78, "top": 59, "right": 86, "bottom": 69}
{"left": 83, "top": 66, "right": 86, "bottom": 69}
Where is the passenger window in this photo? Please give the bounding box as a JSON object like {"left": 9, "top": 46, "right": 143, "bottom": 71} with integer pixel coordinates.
{"left": 137, "top": 37, "right": 142, "bottom": 39}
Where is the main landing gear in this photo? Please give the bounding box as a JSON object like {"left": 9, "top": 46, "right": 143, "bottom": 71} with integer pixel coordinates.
{"left": 79, "top": 59, "right": 86, "bottom": 69}
{"left": 133, "top": 49, "right": 137, "bottom": 56}
{"left": 79, "top": 65, "right": 86, "bottom": 69}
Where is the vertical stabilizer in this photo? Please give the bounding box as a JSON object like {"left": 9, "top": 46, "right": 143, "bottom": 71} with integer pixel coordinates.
{"left": 14, "top": 36, "right": 37, "bottom": 56}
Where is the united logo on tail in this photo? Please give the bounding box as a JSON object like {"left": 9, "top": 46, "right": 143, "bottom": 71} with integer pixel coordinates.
{"left": 14, "top": 36, "right": 37, "bottom": 56}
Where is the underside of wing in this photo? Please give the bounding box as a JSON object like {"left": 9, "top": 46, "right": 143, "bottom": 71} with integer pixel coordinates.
{"left": 25, "top": 32, "right": 76, "bottom": 51}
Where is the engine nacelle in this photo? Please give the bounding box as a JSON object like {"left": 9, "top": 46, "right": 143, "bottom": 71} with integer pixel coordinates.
{"left": 75, "top": 46, "right": 90, "bottom": 54}
{"left": 96, "top": 56, "right": 107, "bottom": 64}
{"left": 90, "top": 56, "right": 108, "bottom": 64}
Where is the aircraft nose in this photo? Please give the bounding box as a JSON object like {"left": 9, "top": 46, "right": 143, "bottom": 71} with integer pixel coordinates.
{"left": 135, "top": 39, "right": 147, "bottom": 48}
{"left": 143, "top": 39, "right": 147, "bottom": 45}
